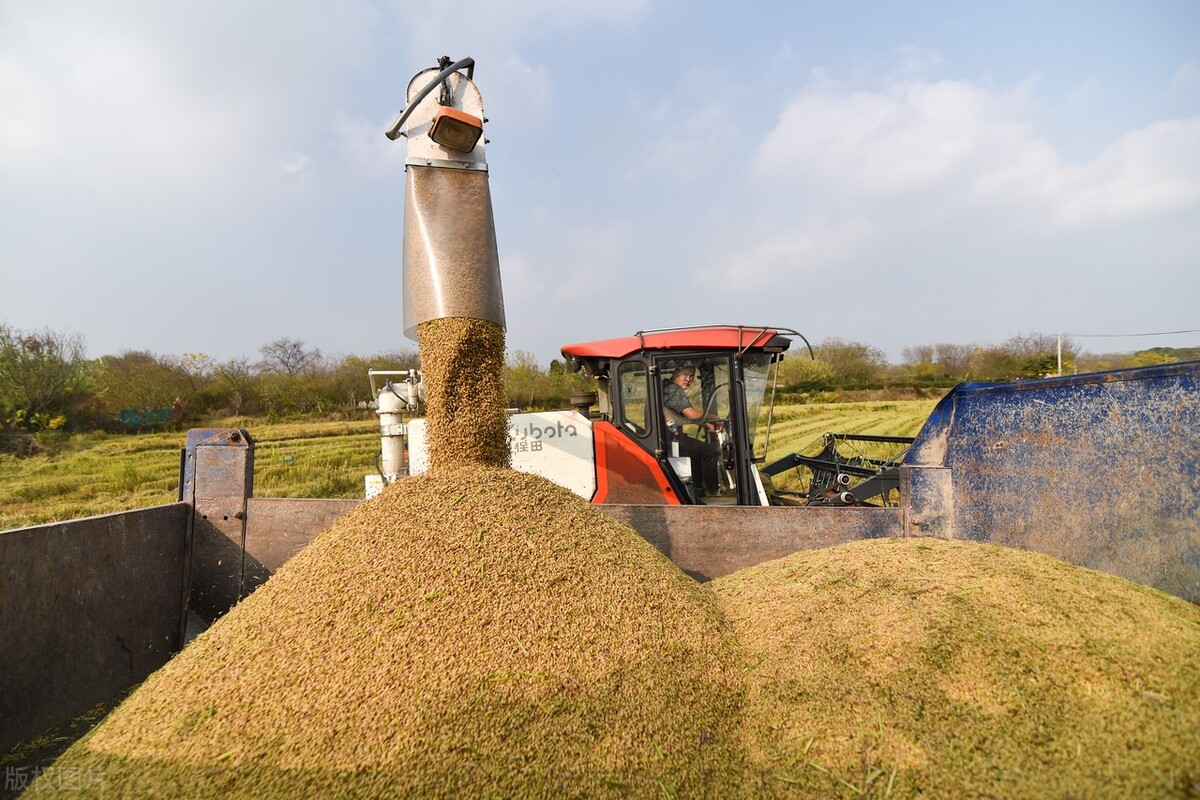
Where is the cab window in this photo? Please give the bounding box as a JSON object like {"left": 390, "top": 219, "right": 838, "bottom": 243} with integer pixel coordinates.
{"left": 617, "top": 361, "right": 650, "bottom": 437}
{"left": 658, "top": 356, "right": 731, "bottom": 437}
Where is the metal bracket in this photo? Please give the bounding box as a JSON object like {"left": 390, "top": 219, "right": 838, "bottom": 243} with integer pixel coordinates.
{"left": 404, "top": 156, "right": 488, "bottom": 171}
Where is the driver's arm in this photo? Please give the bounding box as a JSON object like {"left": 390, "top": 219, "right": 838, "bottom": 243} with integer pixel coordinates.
{"left": 680, "top": 405, "right": 723, "bottom": 430}
{"left": 664, "top": 382, "right": 724, "bottom": 430}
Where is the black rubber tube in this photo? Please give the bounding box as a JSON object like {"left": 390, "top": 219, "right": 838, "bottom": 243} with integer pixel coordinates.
{"left": 385, "top": 56, "right": 475, "bottom": 140}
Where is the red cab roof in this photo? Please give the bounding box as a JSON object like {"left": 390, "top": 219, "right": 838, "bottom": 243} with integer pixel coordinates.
{"left": 561, "top": 325, "right": 792, "bottom": 360}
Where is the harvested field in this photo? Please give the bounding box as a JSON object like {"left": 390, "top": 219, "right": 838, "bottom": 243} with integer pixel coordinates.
{"left": 711, "top": 537, "right": 1200, "bottom": 799}
{"left": 29, "top": 466, "right": 745, "bottom": 798}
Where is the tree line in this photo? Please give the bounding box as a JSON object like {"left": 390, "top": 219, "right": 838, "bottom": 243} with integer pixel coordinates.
{"left": 0, "top": 325, "right": 592, "bottom": 435}
{"left": 1, "top": 322, "right": 1194, "bottom": 437}
{"left": 776, "top": 334, "right": 1197, "bottom": 393}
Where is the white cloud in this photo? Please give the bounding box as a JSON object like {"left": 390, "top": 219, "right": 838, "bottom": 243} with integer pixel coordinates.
{"left": 0, "top": 9, "right": 241, "bottom": 185}
{"left": 752, "top": 79, "right": 1015, "bottom": 198}
{"left": 2, "top": 3, "right": 1194, "bottom": 366}
{"left": 680, "top": 68, "right": 1200, "bottom": 324}
{"left": 1046, "top": 117, "right": 1200, "bottom": 227}
{"left": 494, "top": 53, "right": 555, "bottom": 130}
{"left": 0, "top": 1, "right": 379, "bottom": 209}
{"left": 749, "top": 75, "right": 1200, "bottom": 230}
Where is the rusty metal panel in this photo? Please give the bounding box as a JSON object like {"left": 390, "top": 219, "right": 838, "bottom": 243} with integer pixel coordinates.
{"left": 904, "top": 361, "right": 1200, "bottom": 604}
{"left": 0, "top": 504, "right": 188, "bottom": 752}
{"left": 232, "top": 499, "right": 901, "bottom": 585}
{"left": 244, "top": 498, "right": 363, "bottom": 575}
{"left": 183, "top": 429, "right": 253, "bottom": 622}
{"left": 600, "top": 505, "right": 902, "bottom": 581}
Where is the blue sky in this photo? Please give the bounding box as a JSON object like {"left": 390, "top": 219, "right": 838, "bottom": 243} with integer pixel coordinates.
{"left": 2, "top": 1, "right": 1197, "bottom": 366}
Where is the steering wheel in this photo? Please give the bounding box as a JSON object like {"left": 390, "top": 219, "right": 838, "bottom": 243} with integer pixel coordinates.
{"left": 697, "top": 383, "right": 727, "bottom": 433}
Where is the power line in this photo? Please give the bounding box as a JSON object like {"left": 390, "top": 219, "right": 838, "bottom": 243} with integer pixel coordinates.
{"left": 1067, "top": 328, "right": 1200, "bottom": 339}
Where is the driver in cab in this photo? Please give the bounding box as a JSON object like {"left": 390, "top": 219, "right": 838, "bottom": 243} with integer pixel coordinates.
{"left": 662, "top": 364, "right": 723, "bottom": 497}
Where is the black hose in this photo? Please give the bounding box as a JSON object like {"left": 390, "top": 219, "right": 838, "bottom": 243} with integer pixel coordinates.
{"left": 385, "top": 56, "right": 475, "bottom": 140}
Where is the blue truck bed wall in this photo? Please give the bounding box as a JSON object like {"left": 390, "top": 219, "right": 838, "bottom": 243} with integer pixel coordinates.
{"left": 901, "top": 360, "right": 1200, "bottom": 604}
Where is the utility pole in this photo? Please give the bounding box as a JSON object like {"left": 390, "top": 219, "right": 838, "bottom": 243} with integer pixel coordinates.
{"left": 1057, "top": 333, "right": 1063, "bottom": 376}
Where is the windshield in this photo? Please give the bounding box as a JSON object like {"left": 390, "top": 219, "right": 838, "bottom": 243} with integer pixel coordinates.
{"left": 744, "top": 352, "right": 775, "bottom": 459}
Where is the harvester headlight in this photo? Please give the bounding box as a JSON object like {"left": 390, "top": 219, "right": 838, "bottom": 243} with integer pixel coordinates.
{"left": 428, "top": 107, "right": 484, "bottom": 152}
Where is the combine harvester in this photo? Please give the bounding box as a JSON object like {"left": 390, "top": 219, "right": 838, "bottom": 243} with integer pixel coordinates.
{"left": 392, "top": 324, "right": 914, "bottom": 510}
{"left": 2, "top": 56, "right": 1198, "bottom": 760}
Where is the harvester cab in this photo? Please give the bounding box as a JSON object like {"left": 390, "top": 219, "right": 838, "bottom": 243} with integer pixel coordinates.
{"left": 560, "top": 325, "right": 798, "bottom": 506}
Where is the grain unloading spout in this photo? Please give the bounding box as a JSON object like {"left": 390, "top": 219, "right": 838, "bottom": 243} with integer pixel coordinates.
{"left": 387, "top": 56, "right": 505, "bottom": 341}
{"left": 386, "top": 57, "right": 510, "bottom": 472}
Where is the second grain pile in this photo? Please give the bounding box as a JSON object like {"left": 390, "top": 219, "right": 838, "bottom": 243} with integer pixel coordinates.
{"left": 712, "top": 536, "right": 1200, "bottom": 798}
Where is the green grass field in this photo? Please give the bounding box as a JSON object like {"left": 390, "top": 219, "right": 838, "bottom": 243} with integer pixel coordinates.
{"left": 756, "top": 400, "right": 937, "bottom": 494}
{"left": 0, "top": 420, "right": 380, "bottom": 530}
{"left": 0, "top": 400, "right": 937, "bottom": 530}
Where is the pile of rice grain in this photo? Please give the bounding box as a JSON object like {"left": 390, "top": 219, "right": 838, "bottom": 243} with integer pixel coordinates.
{"left": 712, "top": 536, "right": 1200, "bottom": 799}
{"left": 28, "top": 466, "right": 747, "bottom": 799}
